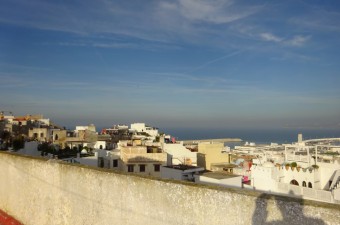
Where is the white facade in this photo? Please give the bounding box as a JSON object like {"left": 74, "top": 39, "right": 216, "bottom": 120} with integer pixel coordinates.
{"left": 163, "top": 142, "right": 197, "bottom": 166}
{"left": 249, "top": 160, "right": 340, "bottom": 203}
{"left": 161, "top": 165, "right": 204, "bottom": 181}
{"left": 76, "top": 124, "right": 96, "bottom": 133}
{"left": 250, "top": 163, "right": 279, "bottom": 192}
{"left": 131, "top": 123, "right": 158, "bottom": 137}
{"left": 37, "top": 118, "right": 50, "bottom": 126}
{"left": 94, "top": 141, "right": 107, "bottom": 150}
{"left": 16, "top": 141, "right": 41, "bottom": 157}
{"left": 195, "top": 172, "right": 243, "bottom": 188}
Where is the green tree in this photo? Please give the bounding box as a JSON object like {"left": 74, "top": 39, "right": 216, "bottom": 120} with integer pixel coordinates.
{"left": 12, "top": 136, "right": 24, "bottom": 151}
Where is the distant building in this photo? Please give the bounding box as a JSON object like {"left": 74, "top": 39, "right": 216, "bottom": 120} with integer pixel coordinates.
{"left": 131, "top": 123, "right": 158, "bottom": 137}
{"left": 120, "top": 145, "right": 166, "bottom": 177}
{"left": 28, "top": 127, "right": 49, "bottom": 142}
{"left": 195, "top": 172, "right": 243, "bottom": 188}
{"left": 245, "top": 136, "right": 340, "bottom": 203}
{"left": 197, "top": 142, "right": 231, "bottom": 170}
{"left": 76, "top": 124, "right": 96, "bottom": 133}
{"left": 163, "top": 141, "right": 197, "bottom": 166}
{"left": 161, "top": 165, "right": 204, "bottom": 181}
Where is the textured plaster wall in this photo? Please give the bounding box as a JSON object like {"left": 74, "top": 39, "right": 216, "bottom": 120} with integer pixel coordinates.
{"left": 0, "top": 152, "right": 339, "bottom": 225}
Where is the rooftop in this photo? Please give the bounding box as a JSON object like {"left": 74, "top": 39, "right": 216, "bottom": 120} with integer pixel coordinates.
{"left": 200, "top": 172, "right": 240, "bottom": 180}
{"left": 164, "top": 165, "right": 204, "bottom": 171}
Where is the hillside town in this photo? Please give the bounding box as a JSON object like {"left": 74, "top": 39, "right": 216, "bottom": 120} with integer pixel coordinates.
{"left": 1, "top": 112, "right": 340, "bottom": 204}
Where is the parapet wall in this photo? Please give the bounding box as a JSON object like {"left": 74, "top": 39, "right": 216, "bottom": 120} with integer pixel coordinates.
{"left": 0, "top": 152, "right": 339, "bottom": 225}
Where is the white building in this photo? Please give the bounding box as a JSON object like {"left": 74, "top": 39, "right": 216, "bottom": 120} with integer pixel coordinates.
{"left": 163, "top": 142, "right": 197, "bottom": 166}
{"left": 75, "top": 124, "right": 96, "bottom": 133}
{"left": 130, "top": 123, "right": 158, "bottom": 137}
{"left": 248, "top": 137, "right": 340, "bottom": 203}
{"left": 195, "top": 172, "right": 243, "bottom": 188}
{"left": 161, "top": 165, "right": 204, "bottom": 181}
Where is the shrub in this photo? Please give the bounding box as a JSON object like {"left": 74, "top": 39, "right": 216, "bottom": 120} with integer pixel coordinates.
{"left": 291, "top": 162, "right": 297, "bottom": 167}
{"left": 12, "top": 137, "right": 24, "bottom": 151}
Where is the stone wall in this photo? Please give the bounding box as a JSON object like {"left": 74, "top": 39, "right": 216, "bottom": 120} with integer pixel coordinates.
{"left": 0, "top": 152, "right": 339, "bottom": 225}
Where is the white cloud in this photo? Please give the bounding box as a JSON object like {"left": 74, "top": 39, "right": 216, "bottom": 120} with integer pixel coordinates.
{"left": 284, "top": 35, "right": 310, "bottom": 47}
{"left": 259, "top": 33, "right": 310, "bottom": 47}
{"left": 259, "top": 32, "right": 282, "bottom": 42}
{"left": 158, "top": 0, "right": 259, "bottom": 24}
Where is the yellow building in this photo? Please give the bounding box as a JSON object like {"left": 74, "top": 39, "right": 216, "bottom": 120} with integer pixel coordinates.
{"left": 197, "top": 142, "right": 231, "bottom": 170}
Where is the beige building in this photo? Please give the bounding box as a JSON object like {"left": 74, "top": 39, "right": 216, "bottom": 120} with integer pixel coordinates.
{"left": 65, "top": 129, "right": 98, "bottom": 150}
{"left": 197, "top": 142, "right": 231, "bottom": 170}
{"left": 28, "top": 127, "right": 49, "bottom": 142}
{"left": 120, "top": 145, "right": 167, "bottom": 177}
{"left": 52, "top": 130, "right": 67, "bottom": 149}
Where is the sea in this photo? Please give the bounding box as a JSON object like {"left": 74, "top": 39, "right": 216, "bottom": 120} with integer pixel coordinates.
{"left": 162, "top": 128, "right": 340, "bottom": 146}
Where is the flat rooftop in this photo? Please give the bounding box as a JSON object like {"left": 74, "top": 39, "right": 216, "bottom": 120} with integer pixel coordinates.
{"left": 211, "top": 163, "right": 237, "bottom": 168}
{"left": 164, "top": 165, "right": 204, "bottom": 171}
{"left": 200, "top": 172, "right": 240, "bottom": 180}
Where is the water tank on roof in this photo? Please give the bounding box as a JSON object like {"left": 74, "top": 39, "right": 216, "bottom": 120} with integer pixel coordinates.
{"left": 81, "top": 149, "right": 88, "bottom": 154}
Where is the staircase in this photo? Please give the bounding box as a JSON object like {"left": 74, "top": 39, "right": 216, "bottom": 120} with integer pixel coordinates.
{"left": 329, "top": 169, "right": 340, "bottom": 191}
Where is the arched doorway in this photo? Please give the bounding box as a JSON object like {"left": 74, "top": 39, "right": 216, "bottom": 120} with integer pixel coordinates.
{"left": 302, "top": 181, "right": 306, "bottom": 187}
{"left": 290, "top": 179, "right": 299, "bottom": 186}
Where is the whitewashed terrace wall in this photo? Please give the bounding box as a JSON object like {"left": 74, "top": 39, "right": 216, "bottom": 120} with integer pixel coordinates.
{"left": 0, "top": 152, "right": 339, "bottom": 225}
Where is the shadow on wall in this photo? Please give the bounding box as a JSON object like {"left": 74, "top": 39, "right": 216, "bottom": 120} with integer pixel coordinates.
{"left": 252, "top": 191, "right": 325, "bottom": 225}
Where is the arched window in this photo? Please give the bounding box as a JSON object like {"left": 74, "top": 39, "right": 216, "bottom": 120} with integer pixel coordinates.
{"left": 302, "top": 181, "right": 306, "bottom": 187}
{"left": 308, "top": 182, "right": 313, "bottom": 188}
{"left": 290, "top": 179, "right": 299, "bottom": 186}
{"left": 100, "top": 145, "right": 103, "bottom": 149}
{"left": 55, "top": 134, "right": 59, "bottom": 141}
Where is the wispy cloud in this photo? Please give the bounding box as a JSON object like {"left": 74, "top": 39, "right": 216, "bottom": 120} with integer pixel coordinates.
{"left": 284, "top": 35, "right": 310, "bottom": 47}
{"left": 0, "top": 73, "right": 33, "bottom": 88}
{"left": 258, "top": 32, "right": 310, "bottom": 47}
{"left": 159, "top": 0, "right": 259, "bottom": 24}
{"left": 270, "top": 51, "right": 315, "bottom": 62}
{"left": 189, "top": 50, "right": 244, "bottom": 72}
{"left": 289, "top": 6, "right": 340, "bottom": 33}
{"left": 57, "top": 40, "right": 181, "bottom": 51}
{"left": 0, "top": 0, "right": 263, "bottom": 48}
{"left": 58, "top": 41, "right": 140, "bottom": 49}
{"left": 259, "top": 32, "right": 282, "bottom": 42}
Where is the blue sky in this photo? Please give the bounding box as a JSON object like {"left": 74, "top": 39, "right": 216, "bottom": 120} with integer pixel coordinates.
{"left": 1, "top": 0, "right": 340, "bottom": 130}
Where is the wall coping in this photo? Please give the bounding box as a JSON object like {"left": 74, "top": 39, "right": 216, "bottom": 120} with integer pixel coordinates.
{"left": 1, "top": 151, "right": 339, "bottom": 211}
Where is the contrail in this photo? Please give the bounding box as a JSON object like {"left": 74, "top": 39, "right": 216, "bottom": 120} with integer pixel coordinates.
{"left": 189, "top": 50, "right": 244, "bottom": 73}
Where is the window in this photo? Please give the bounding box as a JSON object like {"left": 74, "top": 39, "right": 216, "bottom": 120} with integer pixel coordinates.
{"left": 290, "top": 179, "right": 299, "bottom": 186}
{"left": 139, "top": 164, "right": 146, "bottom": 172}
{"left": 302, "top": 181, "right": 306, "bottom": 187}
{"left": 128, "top": 165, "right": 134, "bottom": 172}
{"left": 40, "top": 133, "right": 44, "bottom": 138}
{"left": 308, "top": 182, "right": 313, "bottom": 188}
{"left": 55, "top": 134, "right": 58, "bottom": 141}
{"left": 113, "top": 159, "right": 118, "bottom": 168}
{"left": 154, "top": 164, "right": 160, "bottom": 172}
